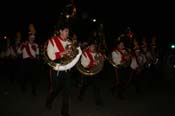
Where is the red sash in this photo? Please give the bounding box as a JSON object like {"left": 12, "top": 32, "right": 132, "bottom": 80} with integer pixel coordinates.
{"left": 31, "top": 44, "right": 37, "bottom": 51}
{"left": 54, "top": 37, "right": 65, "bottom": 51}
{"left": 53, "top": 37, "right": 65, "bottom": 59}
{"left": 115, "top": 48, "right": 126, "bottom": 64}
{"left": 84, "top": 49, "right": 94, "bottom": 68}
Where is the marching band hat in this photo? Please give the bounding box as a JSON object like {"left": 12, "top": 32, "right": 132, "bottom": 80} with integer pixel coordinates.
{"left": 28, "top": 23, "right": 36, "bottom": 35}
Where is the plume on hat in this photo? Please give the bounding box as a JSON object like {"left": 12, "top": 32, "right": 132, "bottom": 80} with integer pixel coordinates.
{"left": 133, "top": 38, "right": 139, "bottom": 50}
{"left": 28, "top": 23, "right": 36, "bottom": 35}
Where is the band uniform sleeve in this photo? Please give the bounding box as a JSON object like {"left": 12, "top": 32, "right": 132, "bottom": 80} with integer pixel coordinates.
{"left": 47, "top": 39, "right": 56, "bottom": 61}
{"left": 112, "top": 51, "right": 121, "bottom": 66}
{"left": 9, "top": 46, "right": 16, "bottom": 57}
{"left": 130, "top": 56, "right": 139, "bottom": 70}
{"left": 17, "top": 43, "right": 24, "bottom": 54}
{"left": 81, "top": 52, "right": 90, "bottom": 68}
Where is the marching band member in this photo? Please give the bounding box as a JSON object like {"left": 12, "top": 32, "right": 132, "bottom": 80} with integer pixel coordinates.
{"left": 141, "top": 37, "right": 153, "bottom": 68}
{"left": 150, "top": 35, "right": 161, "bottom": 79}
{"left": 45, "top": 23, "right": 73, "bottom": 116}
{"left": 17, "top": 31, "right": 39, "bottom": 96}
{"left": 6, "top": 32, "right": 22, "bottom": 83}
{"left": 150, "top": 35, "right": 159, "bottom": 64}
{"left": 7, "top": 32, "right": 22, "bottom": 59}
{"left": 130, "top": 40, "right": 146, "bottom": 93}
{"left": 111, "top": 37, "right": 132, "bottom": 99}
{"left": 141, "top": 37, "right": 155, "bottom": 87}
{"left": 77, "top": 40, "right": 104, "bottom": 106}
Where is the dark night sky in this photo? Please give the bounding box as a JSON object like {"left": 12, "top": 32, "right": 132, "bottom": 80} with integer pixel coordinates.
{"left": 0, "top": 0, "right": 175, "bottom": 44}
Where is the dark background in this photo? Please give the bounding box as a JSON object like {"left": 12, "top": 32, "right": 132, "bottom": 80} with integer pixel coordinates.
{"left": 0, "top": 0, "right": 174, "bottom": 45}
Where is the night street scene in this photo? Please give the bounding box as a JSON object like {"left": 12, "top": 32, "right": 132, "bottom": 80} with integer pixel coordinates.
{"left": 0, "top": 0, "right": 175, "bottom": 116}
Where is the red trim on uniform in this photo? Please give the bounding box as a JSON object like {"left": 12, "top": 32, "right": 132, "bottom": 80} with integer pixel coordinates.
{"left": 20, "top": 44, "right": 25, "bottom": 51}
{"left": 31, "top": 45, "right": 37, "bottom": 51}
{"left": 115, "top": 48, "right": 126, "bottom": 64}
{"left": 53, "top": 37, "right": 65, "bottom": 59}
{"left": 25, "top": 43, "right": 34, "bottom": 58}
{"left": 58, "top": 36, "right": 66, "bottom": 41}
{"left": 85, "top": 49, "right": 94, "bottom": 68}
{"left": 82, "top": 52, "right": 87, "bottom": 57}
{"left": 49, "top": 39, "right": 54, "bottom": 46}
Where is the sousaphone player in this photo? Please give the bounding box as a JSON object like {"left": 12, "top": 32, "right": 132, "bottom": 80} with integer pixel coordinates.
{"left": 77, "top": 40, "right": 105, "bottom": 106}
{"left": 45, "top": 23, "right": 82, "bottom": 116}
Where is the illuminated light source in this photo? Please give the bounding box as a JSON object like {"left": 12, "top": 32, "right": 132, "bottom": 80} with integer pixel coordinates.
{"left": 171, "top": 44, "right": 175, "bottom": 49}
{"left": 92, "top": 18, "right": 96, "bottom": 22}
{"left": 66, "top": 14, "right": 70, "bottom": 18}
{"left": 4, "top": 36, "right": 7, "bottom": 39}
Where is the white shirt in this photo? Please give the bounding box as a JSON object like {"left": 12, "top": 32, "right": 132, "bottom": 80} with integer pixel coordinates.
{"left": 18, "top": 42, "right": 39, "bottom": 59}
{"left": 47, "top": 37, "right": 70, "bottom": 61}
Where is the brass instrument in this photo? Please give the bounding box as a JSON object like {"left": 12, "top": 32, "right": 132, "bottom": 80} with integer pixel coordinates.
{"left": 76, "top": 50, "right": 105, "bottom": 76}
{"left": 107, "top": 48, "right": 132, "bottom": 69}
{"left": 60, "top": 41, "right": 78, "bottom": 65}
{"left": 43, "top": 38, "right": 82, "bottom": 71}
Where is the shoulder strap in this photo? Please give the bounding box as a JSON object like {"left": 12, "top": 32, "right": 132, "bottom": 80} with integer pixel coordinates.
{"left": 53, "top": 36, "right": 65, "bottom": 52}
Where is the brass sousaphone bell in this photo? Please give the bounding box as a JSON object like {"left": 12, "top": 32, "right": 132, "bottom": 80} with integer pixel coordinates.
{"left": 43, "top": 37, "right": 82, "bottom": 71}
{"left": 76, "top": 48, "right": 105, "bottom": 76}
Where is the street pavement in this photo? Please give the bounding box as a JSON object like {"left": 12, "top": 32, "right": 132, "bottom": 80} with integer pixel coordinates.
{"left": 0, "top": 64, "right": 175, "bottom": 116}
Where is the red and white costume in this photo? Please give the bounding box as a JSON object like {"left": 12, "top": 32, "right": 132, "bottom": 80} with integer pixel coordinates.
{"left": 17, "top": 41, "right": 39, "bottom": 59}
{"left": 130, "top": 51, "right": 139, "bottom": 70}
{"left": 47, "top": 36, "right": 71, "bottom": 61}
{"left": 112, "top": 48, "right": 129, "bottom": 66}
{"left": 81, "top": 48, "right": 97, "bottom": 68}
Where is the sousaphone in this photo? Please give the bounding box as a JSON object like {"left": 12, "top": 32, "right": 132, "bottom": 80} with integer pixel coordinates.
{"left": 76, "top": 49, "right": 105, "bottom": 76}
{"left": 43, "top": 38, "right": 82, "bottom": 71}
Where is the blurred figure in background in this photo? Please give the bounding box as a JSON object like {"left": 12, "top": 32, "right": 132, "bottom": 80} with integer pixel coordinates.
{"left": 111, "top": 37, "right": 132, "bottom": 100}
{"left": 17, "top": 29, "right": 39, "bottom": 96}
{"left": 77, "top": 40, "right": 105, "bottom": 106}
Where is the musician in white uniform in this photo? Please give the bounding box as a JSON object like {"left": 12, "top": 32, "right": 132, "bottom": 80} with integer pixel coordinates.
{"left": 130, "top": 40, "right": 146, "bottom": 94}
{"left": 17, "top": 32, "right": 39, "bottom": 96}
{"left": 77, "top": 40, "right": 104, "bottom": 106}
{"left": 6, "top": 32, "right": 22, "bottom": 83}
{"left": 111, "top": 38, "right": 132, "bottom": 99}
{"left": 45, "top": 23, "right": 73, "bottom": 116}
